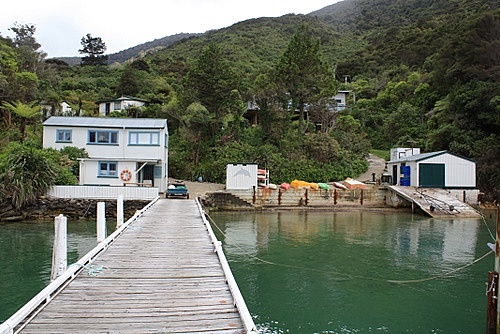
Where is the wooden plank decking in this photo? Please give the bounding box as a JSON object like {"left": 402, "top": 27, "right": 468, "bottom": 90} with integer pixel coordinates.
{"left": 16, "top": 199, "right": 254, "bottom": 334}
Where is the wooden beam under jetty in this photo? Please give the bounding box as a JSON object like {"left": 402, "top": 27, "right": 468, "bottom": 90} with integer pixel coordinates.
{"left": 4, "top": 198, "right": 256, "bottom": 334}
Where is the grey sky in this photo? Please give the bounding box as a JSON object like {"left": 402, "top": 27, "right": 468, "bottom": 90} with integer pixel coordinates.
{"left": 1, "top": 0, "right": 339, "bottom": 57}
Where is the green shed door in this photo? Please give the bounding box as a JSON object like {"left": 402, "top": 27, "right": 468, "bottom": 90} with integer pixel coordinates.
{"left": 419, "top": 163, "right": 445, "bottom": 187}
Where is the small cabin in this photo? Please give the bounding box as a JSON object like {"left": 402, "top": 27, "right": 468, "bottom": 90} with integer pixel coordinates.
{"left": 387, "top": 150, "right": 476, "bottom": 188}
{"left": 97, "top": 96, "right": 146, "bottom": 116}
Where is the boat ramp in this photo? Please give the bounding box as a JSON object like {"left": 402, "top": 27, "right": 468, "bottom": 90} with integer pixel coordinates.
{"left": 388, "top": 186, "right": 481, "bottom": 218}
{"left": 0, "top": 198, "right": 257, "bottom": 334}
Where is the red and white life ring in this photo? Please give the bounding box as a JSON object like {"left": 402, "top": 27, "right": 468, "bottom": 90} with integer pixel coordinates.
{"left": 120, "top": 169, "right": 132, "bottom": 181}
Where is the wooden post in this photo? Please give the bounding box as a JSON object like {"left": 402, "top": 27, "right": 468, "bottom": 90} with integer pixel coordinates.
{"left": 497, "top": 206, "right": 500, "bottom": 333}
{"left": 51, "top": 214, "right": 67, "bottom": 281}
{"left": 278, "top": 188, "right": 282, "bottom": 205}
{"left": 97, "top": 202, "right": 106, "bottom": 243}
{"left": 487, "top": 271, "right": 498, "bottom": 334}
{"left": 117, "top": 195, "right": 124, "bottom": 229}
{"left": 360, "top": 189, "right": 364, "bottom": 205}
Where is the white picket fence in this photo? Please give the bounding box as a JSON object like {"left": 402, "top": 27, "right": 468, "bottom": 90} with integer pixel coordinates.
{"left": 47, "top": 185, "right": 159, "bottom": 200}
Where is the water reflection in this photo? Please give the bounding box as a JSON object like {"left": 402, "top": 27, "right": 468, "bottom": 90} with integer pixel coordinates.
{"left": 211, "top": 211, "right": 491, "bottom": 333}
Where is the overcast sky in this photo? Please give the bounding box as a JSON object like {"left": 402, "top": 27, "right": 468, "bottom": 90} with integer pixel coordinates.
{"left": 0, "top": 0, "right": 340, "bottom": 58}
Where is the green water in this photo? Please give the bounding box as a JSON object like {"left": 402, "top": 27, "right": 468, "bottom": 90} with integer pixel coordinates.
{"left": 210, "top": 211, "right": 494, "bottom": 333}
{"left": 0, "top": 219, "right": 116, "bottom": 323}
{"left": 0, "top": 212, "right": 494, "bottom": 333}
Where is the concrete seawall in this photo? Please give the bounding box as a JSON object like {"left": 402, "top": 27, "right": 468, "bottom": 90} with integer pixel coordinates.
{"left": 205, "top": 185, "right": 390, "bottom": 210}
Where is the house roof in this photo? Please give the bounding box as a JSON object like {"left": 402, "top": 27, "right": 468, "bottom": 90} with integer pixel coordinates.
{"left": 43, "top": 116, "right": 167, "bottom": 129}
{"left": 388, "top": 150, "right": 475, "bottom": 163}
{"left": 96, "top": 95, "right": 147, "bottom": 104}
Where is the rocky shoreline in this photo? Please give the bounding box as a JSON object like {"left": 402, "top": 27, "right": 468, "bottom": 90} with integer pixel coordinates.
{"left": 0, "top": 197, "right": 151, "bottom": 222}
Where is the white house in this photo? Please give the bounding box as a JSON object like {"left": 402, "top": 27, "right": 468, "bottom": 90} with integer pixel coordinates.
{"left": 333, "top": 90, "right": 351, "bottom": 111}
{"left": 43, "top": 116, "right": 169, "bottom": 193}
{"left": 387, "top": 150, "right": 476, "bottom": 189}
{"left": 42, "top": 101, "right": 77, "bottom": 117}
{"left": 97, "top": 96, "right": 147, "bottom": 117}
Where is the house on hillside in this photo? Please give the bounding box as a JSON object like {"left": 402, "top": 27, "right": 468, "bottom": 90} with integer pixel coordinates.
{"left": 42, "top": 116, "right": 169, "bottom": 193}
{"left": 97, "top": 96, "right": 147, "bottom": 116}
{"left": 42, "top": 101, "right": 77, "bottom": 117}
{"left": 333, "top": 90, "right": 351, "bottom": 111}
{"left": 387, "top": 150, "right": 476, "bottom": 189}
{"left": 243, "top": 90, "right": 354, "bottom": 125}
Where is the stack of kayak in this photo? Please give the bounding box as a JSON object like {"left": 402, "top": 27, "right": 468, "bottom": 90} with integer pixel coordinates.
{"left": 275, "top": 178, "right": 366, "bottom": 191}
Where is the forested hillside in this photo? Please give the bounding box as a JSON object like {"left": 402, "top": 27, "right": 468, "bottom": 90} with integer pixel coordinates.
{"left": 1, "top": 0, "right": 499, "bottom": 209}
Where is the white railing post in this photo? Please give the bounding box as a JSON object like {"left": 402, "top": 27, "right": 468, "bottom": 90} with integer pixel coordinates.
{"left": 117, "top": 195, "right": 124, "bottom": 229}
{"left": 97, "top": 202, "right": 106, "bottom": 243}
{"left": 50, "top": 214, "right": 67, "bottom": 281}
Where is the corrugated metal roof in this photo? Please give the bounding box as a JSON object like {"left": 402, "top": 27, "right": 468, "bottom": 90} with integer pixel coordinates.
{"left": 43, "top": 116, "right": 167, "bottom": 129}
{"left": 388, "top": 150, "right": 475, "bottom": 163}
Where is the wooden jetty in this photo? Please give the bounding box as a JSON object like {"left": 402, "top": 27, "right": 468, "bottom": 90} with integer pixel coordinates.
{"left": 388, "top": 186, "right": 481, "bottom": 218}
{"left": 1, "top": 198, "right": 257, "bottom": 334}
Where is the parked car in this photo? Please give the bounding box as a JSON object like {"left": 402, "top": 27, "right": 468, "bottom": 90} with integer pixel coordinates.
{"left": 166, "top": 182, "right": 189, "bottom": 199}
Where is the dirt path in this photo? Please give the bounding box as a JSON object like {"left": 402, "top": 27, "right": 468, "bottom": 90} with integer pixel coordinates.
{"left": 355, "top": 154, "right": 387, "bottom": 182}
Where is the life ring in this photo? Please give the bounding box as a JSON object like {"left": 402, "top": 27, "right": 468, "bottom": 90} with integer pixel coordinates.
{"left": 120, "top": 169, "right": 132, "bottom": 181}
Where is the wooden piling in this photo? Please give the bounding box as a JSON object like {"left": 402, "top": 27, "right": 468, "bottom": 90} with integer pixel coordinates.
{"left": 97, "top": 201, "right": 106, "bottom": 242}
{"left": 117, "top": 194, "right": 124, "bottom": 229}
{"left": 497, "top": 206, "right": 500, "bottom": 333}
{"left": 50, "top": 214, "right": 67, "bottom": 281}
{"left": 487, "top": 271, "right": 498, "bottom": 334}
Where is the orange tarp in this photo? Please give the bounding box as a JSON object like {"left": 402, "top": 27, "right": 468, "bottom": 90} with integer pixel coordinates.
{"left": 290, "top": 179, "right": 319, "bottom": 190}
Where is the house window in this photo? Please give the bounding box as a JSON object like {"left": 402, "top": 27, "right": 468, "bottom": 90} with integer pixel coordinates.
{"left": 114, "top": 101, "right": 121, "bottom": 110}
{"left": 88, "top": 130, "right": 118, "bottom": 144}
{"left": 129, "top": 132, "right": 160, "bottom": 146}
{"left": 98, "top": 161, "right": 118, "bottom": 177}
{"left": 56, "top": 129, "right": 72, "bottom": 143}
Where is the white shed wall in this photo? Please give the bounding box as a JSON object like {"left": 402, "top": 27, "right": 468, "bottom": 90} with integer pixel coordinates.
{"left": 387, "top": 152, "right": 476, "bottom": 188}
{"left": 420, "top": 154, "right": 476, "bottom": 188}
{"left": 226, "top": 164, "right": 258, "bottom": 190}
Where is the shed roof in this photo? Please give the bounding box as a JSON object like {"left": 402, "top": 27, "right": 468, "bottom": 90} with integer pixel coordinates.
{"left": 388, "top": 150, "right": 475, "bottom": 164}
{"left": 43, "top": 116, "right": 167, "bottom": 129}
{"left": 96, "top": 95, "right": 147, "bottom": 104}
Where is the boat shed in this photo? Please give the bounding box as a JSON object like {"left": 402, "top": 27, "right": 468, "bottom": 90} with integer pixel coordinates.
{"left": 387, "top": 150, "right": 476, "bottom": 188}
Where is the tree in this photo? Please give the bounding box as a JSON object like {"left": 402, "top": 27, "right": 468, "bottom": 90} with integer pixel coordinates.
{"left": 275, "top": 24, "right": 335, "bottom": 142}
{"left": 9, "top": 23, "right": 46, "bottom": 73}
{"left": 182, "top": 43, "right": 239, "bottom": 134}
{"left": 79, "top": 34, "right": 108, "bottom": 66}
{"left": 0, "top": 144, "right": 57, "bottom": 210}
{"left": 1, "top": 100, "right": 40, "bottom": 143}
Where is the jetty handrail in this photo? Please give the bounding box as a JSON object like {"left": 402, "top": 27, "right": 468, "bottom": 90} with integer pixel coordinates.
{"left": 0, "top": 196, "right": 160, "bottom": 334}
{"left": 196, "top": 198, "right": 258, "bottom": 334}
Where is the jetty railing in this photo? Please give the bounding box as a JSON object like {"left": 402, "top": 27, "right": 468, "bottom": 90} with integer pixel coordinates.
{"left": 47, "top": 185, "right": 158, "bottom": 200}
{"left": 196, "top": 199, "right": 258, "bottom": 333}
{"left": 0, "top": 196, "right": 160, "bottom": 334}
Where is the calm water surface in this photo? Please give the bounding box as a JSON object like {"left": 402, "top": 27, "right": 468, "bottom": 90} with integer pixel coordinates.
{"left": 0, "top": 219, "right": 116, "bottom": 323}
{"left": 210, "top": 211, "right": 494, "bottom": 333}
{"left": 0, "top": 211, "right": 495, "bottom": 333}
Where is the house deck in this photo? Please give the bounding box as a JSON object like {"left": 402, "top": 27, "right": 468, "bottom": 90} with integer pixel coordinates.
{"left": 4, "top": 199, "right": 255, "bottom": 334}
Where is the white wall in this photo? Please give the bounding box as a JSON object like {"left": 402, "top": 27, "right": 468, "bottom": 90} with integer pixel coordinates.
{"left": 419, "top": 154, "right": 476, "bottom": 188}
{"left": 44, "top": 124, "right": 168, "bottom": 192}
{"left": 226, "top": 164, "right": 258, "bottom": 190}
